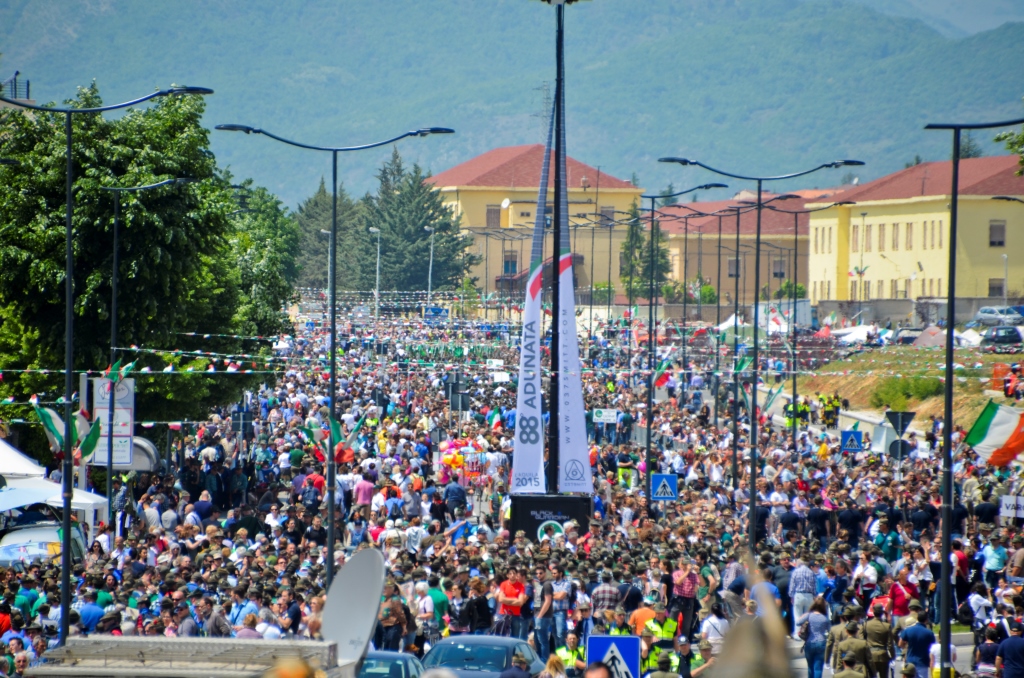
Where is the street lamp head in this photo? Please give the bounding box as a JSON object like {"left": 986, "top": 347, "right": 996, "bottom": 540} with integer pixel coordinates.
{"left": 215, "top": 124, "right": 257, "bottom": 134}
{"left": 319, "top": 229, "right": 330, "bottom": 235}
{"left": 832, "top": 159, "right": 865, "bottom": 167}
{"left": 416, "top": 127, "right": 455, "bottom": 136}
{"left": 993, "top": 196, "right": 1024, "bottom": 204}
{"left": 424, "top": 226, "right": 435, "bottom": 233}
{"left": 700, "top": 183, "right": 728, "bottom": 190}
{"left": 658, "top": 157, "right": 695, "bottom": 166}
{"left": 368, "top": 227, "right": 381, "bottom": 234}
{"left": 833, "top": 201, "right": 856, "bottom": 206}
{"left": 166, "top": 86, "right": 215, "bottom": 96}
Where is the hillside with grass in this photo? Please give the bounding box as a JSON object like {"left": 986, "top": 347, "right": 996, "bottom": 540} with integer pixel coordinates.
{"left": 1, "top": 0, "right": 1023, "bottom": 206}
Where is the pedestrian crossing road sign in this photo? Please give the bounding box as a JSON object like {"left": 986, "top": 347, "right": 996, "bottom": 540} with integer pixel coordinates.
{"left": 588, "top": 635, "right": 641, "bottom": 678}
{"left": 651, "top": 473, "right": 678, "bottom": 501}
{"left": 841, "top": 430, "right": 863, "bottom": 454}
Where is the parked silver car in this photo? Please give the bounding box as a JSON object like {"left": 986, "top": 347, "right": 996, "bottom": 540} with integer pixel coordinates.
{"left": 975, "top": 306, "right": 1024, "bottom": 326}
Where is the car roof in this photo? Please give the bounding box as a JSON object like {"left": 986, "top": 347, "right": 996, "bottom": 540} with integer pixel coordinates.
{"left": 429, "top": 635, "right": 521, "bottom": 648}
{"left": 0, "top": 525, "right": 62, "bottom": 545}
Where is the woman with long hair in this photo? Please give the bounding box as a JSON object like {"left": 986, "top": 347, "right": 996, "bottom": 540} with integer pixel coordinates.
{"left": 700, "top": 602, "right": 730, "bottom": 656}
{"left": 796, "top": 597, "right": 832, "bottom": 678}
{"left": 539, "top": 653, "right": 567, "bottom": 678}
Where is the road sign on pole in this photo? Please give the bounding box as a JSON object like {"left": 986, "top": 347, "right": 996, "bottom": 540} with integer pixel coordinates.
{"left": 885, "top": 411, "right": 917, "bottom": 437}
{"left": 650, "top": 473, "right": 678, "bottom": 501}
{"left": 889, "top": 439, "right": 913, "bottom": 462}
{"left": 841, "top": 430, "right": 863, "bottom": 454}
{"left": 588, "top": 636, "right": 641, "bottom": 678}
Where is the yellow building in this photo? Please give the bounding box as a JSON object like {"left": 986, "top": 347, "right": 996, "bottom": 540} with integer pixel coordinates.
{"left": 807, "top": 156, "right": 1024, "bottom": 308}
{"left": 428, "top": 145, "right": 643, "bottom": 303}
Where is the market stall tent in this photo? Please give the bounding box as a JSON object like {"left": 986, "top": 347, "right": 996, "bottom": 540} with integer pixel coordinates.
{"left": 0, "top": 438, "right": 46, "bottom": 479}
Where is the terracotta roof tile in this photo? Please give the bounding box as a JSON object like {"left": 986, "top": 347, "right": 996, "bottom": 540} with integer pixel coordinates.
{"left": 428, "top": 144, "right": 636, "bottom": 190}
{"left": 657, "top": 196, "right": 816, "bottom": 237}
{"left": 830, "top": 155, "right": 1024, "bottom": 203}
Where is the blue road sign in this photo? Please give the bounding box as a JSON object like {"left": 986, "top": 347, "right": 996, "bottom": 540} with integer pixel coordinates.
{"left": 588, "top": 635, "right": 641, "bottom": 678}
{"left": 841, "top": 430, "right": 863, "bottom": 454}
{"left": 650, "top": 473, "right": 678, "bottom": 501}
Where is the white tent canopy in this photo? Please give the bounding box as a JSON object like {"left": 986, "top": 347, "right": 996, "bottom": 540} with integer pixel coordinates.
{"left": 8, "top": 477, "right": 108, "bottom": 512}
{"left": 0, "top": 438, "right": 46, "bottom": 479}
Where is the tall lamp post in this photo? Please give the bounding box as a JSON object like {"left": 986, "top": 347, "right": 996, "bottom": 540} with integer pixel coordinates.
{"left": 425, "top": 226, "right": 436, "bottom": 309}
{"left": 0, "top": 85, "right": 213, "bottom": 645}
{"left": 99, "top": 177, "right": 195, "bottom": 524}
{"left": 925, "top": 114, "right": 1024, "bottom": 678}
{"left": 660, "top": 156, "right": 862, "bottom": 552}
{"left": 638, "top": 183, "right": 726, "bottom": 498}
{"left": 370, "top": 227, "right": 382, "bottom": 327}
{"left": 216, "top": 124, "right": 453, "bottom": 587}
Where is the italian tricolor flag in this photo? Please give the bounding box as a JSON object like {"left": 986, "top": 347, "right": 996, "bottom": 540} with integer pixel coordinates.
{"left": 653, "top": 361, "right": 672, "bottom": 388}
{"left": 965, "top": 401, "right": 1024, "bottom": 467}
{"left": 487, "top": 409, "right": 502, "bottom": 430}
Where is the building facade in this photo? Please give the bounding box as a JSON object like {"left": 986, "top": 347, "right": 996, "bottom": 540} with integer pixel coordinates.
{"left": 428, "top": 145, "right": 643, "bottom": 302}
{"left": 806, "top": 155, "right": 1024, "bottom": 307}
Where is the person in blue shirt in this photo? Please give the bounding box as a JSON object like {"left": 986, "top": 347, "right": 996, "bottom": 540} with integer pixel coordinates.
{"left": 899, "top": 611, "right": 936, "bottom": 678}
{"left": 983, "top": 534, "right": 1009, "bottom": 589}
{"left": 749, "top": 566, "right": 781, "bottom": 616}
{"left": 76, "top": 589, "right": 106, "bottom": 634}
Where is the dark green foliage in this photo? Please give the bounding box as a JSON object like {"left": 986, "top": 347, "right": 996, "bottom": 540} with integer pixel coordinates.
{"left": 294, "top": 178, "right": 362, "bottom": 290}
{"left": 773, "top": 280, "right": 807, "bottom": 300}
{"left": 869, "top": 377, "right": 944, "bottom": 410}
{"left": 359, "top": 149, "right": 477, "bottom": 293}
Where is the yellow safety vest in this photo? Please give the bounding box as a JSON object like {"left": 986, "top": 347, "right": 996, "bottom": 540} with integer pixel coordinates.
{"left": 556, "top": 646, "right": 585, "bottom": 672}
{"left": 645, "top": 617, "right": 678, "bottom": 652}
{"left": 608, "top": 625, "right": 630, "bottom": 636}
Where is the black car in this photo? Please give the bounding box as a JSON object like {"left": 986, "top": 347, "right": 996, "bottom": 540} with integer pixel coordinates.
{"left": 358, "top": 651, "right": 425, "bottom": 678}
{"left": 981, "top": 325, "right": 1023, "bottom": 353}
{"left": 422, "top": 635, "right": 545, "bottom": 678}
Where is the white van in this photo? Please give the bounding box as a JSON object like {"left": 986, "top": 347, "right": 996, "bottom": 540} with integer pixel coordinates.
{"left": 0, "top": 522, "right": 86, "bottom": 568}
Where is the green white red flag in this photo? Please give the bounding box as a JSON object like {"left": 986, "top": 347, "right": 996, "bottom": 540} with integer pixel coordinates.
{"left": 965, "top": 400, "right": 1024, "bottom": 467}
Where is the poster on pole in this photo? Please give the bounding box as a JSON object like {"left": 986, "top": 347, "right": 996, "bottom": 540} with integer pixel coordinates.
{"left": 510, "top": 108, "right": 553, "bottom": 495}
{"left": 90, "top": 378, "right": 134, "bottom": 466}
{"left": 554, "top": 80, "right": 592, "bottom": 495}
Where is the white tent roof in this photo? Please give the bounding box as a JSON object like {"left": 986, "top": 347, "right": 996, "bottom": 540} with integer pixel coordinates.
{"left": 0, "top": 438, "right": 46, "bottom": 479}
{"left": 8, "top": 477, "right": 108, "bottom": 512}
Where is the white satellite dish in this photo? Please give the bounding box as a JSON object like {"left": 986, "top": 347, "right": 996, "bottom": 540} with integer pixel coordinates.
{"left": 501, "top": 198, "right": 511, "bottom": 209}
{"left": 321, "top": 548, "right": 386, "bottom": 670}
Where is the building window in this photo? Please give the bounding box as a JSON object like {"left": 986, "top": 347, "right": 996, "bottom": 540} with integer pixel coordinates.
{"left": 906, "top": 223, "right": 913, "bottom": 250}
{"left": 519, "top": 211, "right": 531, "bottom": 218}
{"left": 814, "top": 228, "right": 818, "bottom": 254}
{"left": 852, "top": 225, "right": 859, "bottom": 252}
{"left": 727, "top": 258, "right": 740, "bottom": 278}
{"left": 600, "top": 207, "right": 615, "bottom": 227}
{"left": 863, "top": 281, "right": 872, "bottom": 301}
{"left": 892, "top": 223, "right": 899, "bottom": 251}
{"left": 938, "top": 220, "right": 943, "bottom": 249}
{"left": 486, "top": 204, "right": 501, "bottom": 229}
{"left": 890, "top": 279, "right": 898, "bottom": 298}
{"left": 990, "top": 278, "right": 1006, "bottom": 298}
{"left": 828, "top": 227, "right": 832, "bottom": 253}
{"left": 938, "top": 278, "right": 942, "bottom": 296}
{"left": 864, "top": 224, "right": 872, "bottom": 252}
{"left": 905, "top": 279, "right": 911, "bottom": 299}
{"left": 878, "top": 224, "right": 885, "bottom": 252}
{"left": 827, "top": 281, "right": 831, "bottom": 300}
{"left": 850, "top": 281, "right": 858, "bottom": 301}
{"left": 503, "top": 251, "right": 518, "bottom": 275}
{"left": 929, "top": 279, "right": 934, "bottom": 296}
{"left": 990, "top": 220, "right": 1006, "bottom": 247}
{"left": 931, "top": 221, "right": 936, "bottom": 249}
{"left": 877, "top": 280, "right": 884, "bottom": 299}
{"left": 772, "top": 258, "right": 786, "bottom": 279}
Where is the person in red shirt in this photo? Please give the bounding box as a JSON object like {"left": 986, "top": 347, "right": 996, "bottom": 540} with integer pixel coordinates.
{"left": 498, "top": 567, "right": 529, "bottom": 639}
{"left": 888, "top": 567, "right": 919, "bottom": 624}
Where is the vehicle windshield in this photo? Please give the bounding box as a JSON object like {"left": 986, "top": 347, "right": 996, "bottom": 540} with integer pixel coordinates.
{"left": 0, "top": 541, "right": 59, "bottom": 565}
{"left": 358, "top": 657, "right": 407, "bottom": 678}
{"left": 424, "top": 644, "right": 508, "bottom": 672}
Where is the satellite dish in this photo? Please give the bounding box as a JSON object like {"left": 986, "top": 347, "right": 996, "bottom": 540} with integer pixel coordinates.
{"left": 321, "top": 548, "right": 385, "bottom": 671}
{"left": 501, "top": 198, "right": 511, "bottom": 209}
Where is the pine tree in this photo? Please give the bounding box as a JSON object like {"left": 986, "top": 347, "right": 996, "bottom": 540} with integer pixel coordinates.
{"left": 295, "top": 178, "right": 362, "bottom": 290}
{"left": 620, "top": 200, "right": 646, "bottom": 302}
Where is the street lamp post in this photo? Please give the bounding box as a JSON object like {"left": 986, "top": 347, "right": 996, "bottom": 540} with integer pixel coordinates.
{"left": 216, "top": 123, "right": 453, "bottom": 588}
{"left": 660, "top": 156, "right": 862, "bottom": 552}
{"left": 99, "top": 177, "right": 194, "bottom": 524}
{"left": 638, "top": 183, "right": 726, "bottom": 499}
{"left": 925, "top": 114, "right": 1024, "bottom": 678}
{"left": 425, "top": 226, "right": 436, "bottom": 309}
{"left": 370, "top": 227, "right": 382, "bottom": 326}
{"left": 0, "top": 85, "right": 213, "bottom": 645}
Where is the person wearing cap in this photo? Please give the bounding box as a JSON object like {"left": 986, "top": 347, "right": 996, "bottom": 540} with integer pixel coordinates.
{"left": 649, "top": 649, "right": 680, "bottom": 678}
{"left": 607, "top": 608, "right": 630, "bottom": 636}
{"left": 498, "top": 652, "right": 532, "bottom": 678}
{"left": 834, "top": 651, "right": 865, "bottom": 678}
{"left": 555, "top": 632, "right": 586, "bottom": 678}
{"left": 864, "top": 604, "right": 895, "bottom": 678}
{"left": 641, "top": 628, "right": 660, "bottom": 674}
{"left": 836, "top": 620, "right": 870, "bottom": 678}
{"left": 175, "top": 602, "right": 198, "bottom": 637}
{"left": 645, "top": 604, "right": 679, "bottom": 665}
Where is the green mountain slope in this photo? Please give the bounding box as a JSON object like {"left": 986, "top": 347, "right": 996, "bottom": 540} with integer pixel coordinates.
{"left": 0, "top": 0, "right": 1022, "bottom": 207}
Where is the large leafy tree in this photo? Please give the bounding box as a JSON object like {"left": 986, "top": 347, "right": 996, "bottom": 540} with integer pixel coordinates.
{"left": 619, "top": 200, "right": 646, "bottom": 301}
{"left": 294, "top": 178, "right": 362, "bottom": 290}
{"left": 360, "top": 149, "right": 476, "bottom": 292}
{"left": 0, "top": 84, "right": 281, "bottom": 458}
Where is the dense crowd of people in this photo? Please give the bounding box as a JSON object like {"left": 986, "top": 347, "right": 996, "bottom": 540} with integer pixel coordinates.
{"left": 1, "top": 303, "right": 1022, "bottom": 678}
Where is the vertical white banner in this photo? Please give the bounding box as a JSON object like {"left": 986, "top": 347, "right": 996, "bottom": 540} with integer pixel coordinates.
{"left": 510, "top": 110, "right": 554, "bottom": 495}
{"left": 554, "top": 88, "right": 593, "bottom": 495}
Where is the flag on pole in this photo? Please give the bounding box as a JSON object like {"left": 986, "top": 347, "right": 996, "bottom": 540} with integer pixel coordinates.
{"left": 101, "top": 360, "right": 121, "bottom": 381}
{"left": 336, "top": 415, "right": 366, "bottom": 459}
{"left": 487, "top": 409, "right": 502, "bottom": 430}
{"left": 965, "top": 400, "right": 1024, "bottom": 466}
{"left": 76, "top": 420, "right": 102, "bottom": 460}
{"left": 117, "top": 361, "right": 136, "bottom": 381}
{"left": 31, "top": 396, "right": 66, "bottom": 452}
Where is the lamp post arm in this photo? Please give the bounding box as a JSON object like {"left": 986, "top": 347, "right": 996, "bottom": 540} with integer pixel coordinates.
{"left": 0, "top": 87, "right": 209, "bottom": 114}
{"left": 217, "top": 126, "right": 451, "bottom": 153}
{"left": 658, "top": 158, "right": 861, "bottom": 182}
